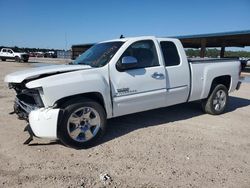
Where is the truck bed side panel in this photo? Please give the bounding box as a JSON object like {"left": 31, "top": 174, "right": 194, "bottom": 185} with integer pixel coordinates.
{"left": 188, "top": 60, "right": 240, "bottom": 102}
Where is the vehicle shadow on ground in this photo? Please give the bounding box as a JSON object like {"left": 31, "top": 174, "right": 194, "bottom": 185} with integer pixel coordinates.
{"left": 225, "top": 96, "right": 250, "bottom": 112}
{"left": 100, "top": 96, "right": 250, "bottom": 145}
{"left": 28, "top": 141, "right": 60, "bottom": 147}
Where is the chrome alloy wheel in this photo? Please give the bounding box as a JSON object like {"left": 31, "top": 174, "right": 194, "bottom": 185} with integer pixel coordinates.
{"left": 213, "top": 89, "right": 227, "bottom": 111}
{"left": 67, "top": 107, "right": 101, "bottom": 142}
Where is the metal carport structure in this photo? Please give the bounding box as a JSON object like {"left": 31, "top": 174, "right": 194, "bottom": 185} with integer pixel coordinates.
{"left": 72, "top": 30, "right": 250, "bottom": 59}
{"left": 174, "top": 30, "right": 250, "bottom": 58}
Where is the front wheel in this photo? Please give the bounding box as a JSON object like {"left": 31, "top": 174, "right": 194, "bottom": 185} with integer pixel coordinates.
{"left": 58, "top": 99, "right": 107, "bottom": 149}
{"left": 15, "top": 56, "right": 21, "bottom": 62}
{"left": 201, "top": 84, "right": 228, "bottom": 115}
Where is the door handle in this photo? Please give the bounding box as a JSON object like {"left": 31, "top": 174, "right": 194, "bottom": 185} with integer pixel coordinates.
{"left": 151, "top": 72, "right": 164, "bottom": 79}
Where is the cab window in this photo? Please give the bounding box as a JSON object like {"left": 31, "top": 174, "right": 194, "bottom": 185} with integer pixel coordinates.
{"left": 117, "top": 40, "right": 159, "bottom": 70}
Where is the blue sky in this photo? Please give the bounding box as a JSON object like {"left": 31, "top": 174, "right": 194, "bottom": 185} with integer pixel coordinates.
{"left": 0, "top": 0, "right": 250, "bottom": 49}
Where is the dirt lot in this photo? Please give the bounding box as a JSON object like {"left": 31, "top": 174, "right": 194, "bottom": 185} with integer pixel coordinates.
{"left": 0, "top": 58, "right": 250, "bottom": 187}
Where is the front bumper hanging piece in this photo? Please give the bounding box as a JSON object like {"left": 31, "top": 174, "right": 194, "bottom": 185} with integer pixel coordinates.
{"left": 23, "top": 124, "right": 34, "bottom": 145}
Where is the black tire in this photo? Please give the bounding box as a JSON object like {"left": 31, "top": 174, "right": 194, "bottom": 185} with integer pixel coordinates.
{"left": 58, "top": 99, "right": 107, "bottom": 149}
{"left": 23, "top": 59, "right": 29, "bottom": 63}
{"left": 15, "top": 56, "right": 21, "bottom": 62}
{"left": 201, "top": 84, "right": 228, "bottom": 115}
{"left": 1, "top": 58, "right": 6, "bottom": 61}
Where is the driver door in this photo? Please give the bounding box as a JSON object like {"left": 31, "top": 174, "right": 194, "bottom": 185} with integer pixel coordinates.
{"left": 110, "top": 40, "right": 167, "bottom": 117}
{"left": 7, "top": 49, "right": 14, "bottom": 58}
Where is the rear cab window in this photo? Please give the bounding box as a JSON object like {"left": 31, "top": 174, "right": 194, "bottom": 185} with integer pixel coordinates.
{"left": 160, "top": 41, "right": 180, "bottom": 67}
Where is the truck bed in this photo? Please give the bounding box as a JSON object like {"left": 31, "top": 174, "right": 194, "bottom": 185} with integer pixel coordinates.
{"left": 188, "top": 58, "right": 241, "bottom": 102}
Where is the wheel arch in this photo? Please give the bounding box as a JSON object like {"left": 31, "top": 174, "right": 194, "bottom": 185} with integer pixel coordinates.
{"left": 55, "top": 92, "right": 106, "bottom": 112}
{"left": 208, "top": 75, "right": 231, "bottom": 95}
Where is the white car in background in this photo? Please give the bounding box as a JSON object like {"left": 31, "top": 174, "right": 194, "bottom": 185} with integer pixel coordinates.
{"left": 0, "top": 48, "right": 29, "bottom": 62}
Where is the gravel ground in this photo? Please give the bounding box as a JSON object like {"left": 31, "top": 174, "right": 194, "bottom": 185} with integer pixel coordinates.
{"left": 0, "top": 58, "right": 250, "bottom": 188}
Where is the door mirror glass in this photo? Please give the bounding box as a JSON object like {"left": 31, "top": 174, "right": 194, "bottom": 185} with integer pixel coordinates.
{"left": 118, "top": 56, "right": 138, "bottom": 70}
{"left": 122, "top": 56, "right": 138, "bottom": 64}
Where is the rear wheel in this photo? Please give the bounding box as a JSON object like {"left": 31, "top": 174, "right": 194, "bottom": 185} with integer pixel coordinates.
{"left": 58, "top": 99, "right": 106, "bottom": 149}
{"left": 1, "top": 58, "right": 6, "bottom": 61}
{"left": 201, "top": 84, "right": 228, "bottom": 115}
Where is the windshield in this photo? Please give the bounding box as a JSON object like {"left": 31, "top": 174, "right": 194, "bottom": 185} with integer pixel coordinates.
{"left": 73, "top": 42, "right": 124, "bottom": 67}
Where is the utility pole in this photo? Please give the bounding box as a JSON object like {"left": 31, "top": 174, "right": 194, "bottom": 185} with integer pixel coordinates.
{"left": 65, "top": 32, "right": 68, "bottom": 59}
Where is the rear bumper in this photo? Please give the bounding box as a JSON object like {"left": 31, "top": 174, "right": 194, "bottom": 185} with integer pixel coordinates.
{"left": 29, "top": 108, "right": 60, "bottom": 139}
{"left": 236, "top": 81, "right": 241, "bottom": 90}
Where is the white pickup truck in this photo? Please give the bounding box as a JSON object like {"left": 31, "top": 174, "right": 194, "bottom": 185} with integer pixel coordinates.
{"left": 4, "top": 36, "right": 241, "bottom": 148}
{"left": 0, "top": 48, "right": 29, "bottom": 62}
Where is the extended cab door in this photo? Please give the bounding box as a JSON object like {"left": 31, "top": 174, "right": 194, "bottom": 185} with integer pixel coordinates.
{"left": 110, "top": 39, "right": 167, "bottom": 117}
{"left": 159, "top": 39, "right": 190, "bottom": 106}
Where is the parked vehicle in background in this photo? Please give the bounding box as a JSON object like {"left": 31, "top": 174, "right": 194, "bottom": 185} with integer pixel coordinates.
{"left": 0, "top": 48, "right": 29, "bottom": 62}
{"left": 44, "top": 51, "right": 57, "bottom": 58}
{"left": 34, "top": 52, "right": 44, "bottom": 57}
{"left": 28, "top": 52, "right": 36, "bottom": 57}
{"left": 5, "top": 36, "right": 241, "bottom": 149}
{"left": 246, "top": 59, "right": 250, "bottom": 67}
{"left": 238, "top": 57, "right": 249, "bottom": 70}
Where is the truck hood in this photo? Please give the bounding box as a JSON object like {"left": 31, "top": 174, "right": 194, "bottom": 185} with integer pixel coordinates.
{"left": 4, "top": 64, "right": 92, "bottom": 83}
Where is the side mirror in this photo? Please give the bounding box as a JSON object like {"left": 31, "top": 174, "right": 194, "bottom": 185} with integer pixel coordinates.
{"left": 118, "top": 56, "right": 138, "bottom": 71}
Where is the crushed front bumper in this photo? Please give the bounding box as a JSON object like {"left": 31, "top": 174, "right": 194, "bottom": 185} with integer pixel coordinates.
{"left": 29, "top": 108, "right": 60, "bottom": 139}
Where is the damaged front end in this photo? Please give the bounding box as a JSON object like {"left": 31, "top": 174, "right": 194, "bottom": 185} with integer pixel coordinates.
{"left": 4, "top": 64, "right": 92, "bottom": 145}
{"left": 8, "top": 82, "right": 45, "bottom": 144}
{"left": 9, "top": 83, "right": 44, "bottom": 121}
{"left": 9, "top": 82, "right": 60, "bottom": 144}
